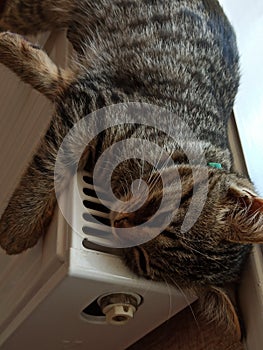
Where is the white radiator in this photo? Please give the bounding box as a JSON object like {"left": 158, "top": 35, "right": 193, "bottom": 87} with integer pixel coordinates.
{"left": 0, "top": 171, "right": 196, "bottom": 350}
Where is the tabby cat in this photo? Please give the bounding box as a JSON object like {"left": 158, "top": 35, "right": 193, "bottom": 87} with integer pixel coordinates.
{"left": 0, "top": 0, "right": 262, "bottom": 338}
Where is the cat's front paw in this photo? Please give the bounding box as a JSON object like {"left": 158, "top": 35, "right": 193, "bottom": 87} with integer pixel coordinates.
{"left": 0, "top": 223, "right": 39, "bottom": 255}
{"left": 0, "top": 220, "right": 26, "bottom": 254}
{"left": 0, "top": 30, "right": 40, "bottom": 48}
{"left": 0, "top": 204, "right": 43, "bottom": 254}
{"left": 0, "top": 31, "right": 19, "bottom": 57}
{"left": 0, "top": 30, "right": 25, "bottom": 49}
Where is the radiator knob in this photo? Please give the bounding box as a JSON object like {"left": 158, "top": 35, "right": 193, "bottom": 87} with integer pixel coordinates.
{"left": 98, "top": 292, "right": 142, "bottom": 326}
{"left": 102, "top": 303, "right": 136, "bottom": 325}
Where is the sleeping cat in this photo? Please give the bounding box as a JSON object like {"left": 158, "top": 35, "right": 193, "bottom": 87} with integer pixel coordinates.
{"left": 0, "top": 0, "right": 262, "bottom": 338}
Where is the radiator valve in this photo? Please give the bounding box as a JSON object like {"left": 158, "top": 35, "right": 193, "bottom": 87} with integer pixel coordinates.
{"left": 98, "top": 292, "right": 142, "bottom": 326}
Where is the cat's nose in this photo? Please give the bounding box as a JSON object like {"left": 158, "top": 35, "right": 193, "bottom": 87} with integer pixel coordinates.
{"left": 113, "top": 216, "right": 133, "bottom": 228}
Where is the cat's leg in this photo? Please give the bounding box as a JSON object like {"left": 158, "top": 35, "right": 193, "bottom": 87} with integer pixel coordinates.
{"left": 0, "top": 69, "right": 76, "bottom": 254}
{"left": 0, "top": 29, "right": 76, "bottom": 253}
{"left": 199, "top": 287, "right": 242, "bottom": 339}
{"left": 0, "top": 0, "right": 96, "bottom": 56}
{"left": 0, "top": 0, "right": 75, "bottom": 35}
{"left": 0, "top": 59, "right": 78, "bottom": 254}
{"left": 0, "top": 102, "right": 88, "bottom": 254}
{"left": 0, "top": 31, "right": 73, "bottom": 99}
{"left": 0, "top": 162, "right": 56, "bottom": 254}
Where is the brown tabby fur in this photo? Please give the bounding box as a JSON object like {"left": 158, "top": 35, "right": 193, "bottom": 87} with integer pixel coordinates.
{"left": 0, "top": 0, "right": 263, "bottom": 340}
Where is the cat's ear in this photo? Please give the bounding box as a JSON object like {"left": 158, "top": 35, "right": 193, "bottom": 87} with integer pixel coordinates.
{"left": 226, "top": 184, "right": 263, "bottom": 244}
{"left": 199, "top": 287, "right": 241, "bottom": 340}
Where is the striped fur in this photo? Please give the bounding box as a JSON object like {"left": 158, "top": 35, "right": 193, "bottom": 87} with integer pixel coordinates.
{"left": 1, "top": 0, "right": 263, "bottom": 338}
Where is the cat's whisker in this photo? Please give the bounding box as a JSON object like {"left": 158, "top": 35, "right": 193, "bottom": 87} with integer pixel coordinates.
{"left": 147, "top": 169, "right": 163, "bottom": 191}
{"left": 148, "top": 150, "right": 167, "bottom": 180}
{"left": 147, "top": 152, "right": 174, "bottom": 190}
{"left": 138, "top": 160, "right": 146, "bottom": 192}
{"left": 162, "top": 275, "right": 204, "bottom": 342}
{"left": 180, "top": 239, "right": 227, "bottom": 268}
{"left": 120, "top": 181, "right": 128, "bottom": 199}
{"left": 162, "top": 276, "right": 173, "bottom": 322}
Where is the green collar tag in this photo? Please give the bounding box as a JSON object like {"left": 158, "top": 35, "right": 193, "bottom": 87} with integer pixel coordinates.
{"left": 208, "top": 162, "right": 222, "bottom": 169}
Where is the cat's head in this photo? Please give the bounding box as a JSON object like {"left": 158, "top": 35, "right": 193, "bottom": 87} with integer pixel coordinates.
{"left": 110, "top": 164, "right": 263, "bottom": 337}
{"left": 110, "top": 165, "right": 263, "bottom": 282}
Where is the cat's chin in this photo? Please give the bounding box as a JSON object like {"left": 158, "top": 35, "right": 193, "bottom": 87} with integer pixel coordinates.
{"left": 111, "top": 224, "right": 161, "bottom": 248}
{"left": 123, "top": 247, "right": 183, "bottom": 285}
{"left": 123, "top": 247, "right": 154, "bottom": 280}
{"left": 109, "top": 201, "right": 163, "bottom": 247}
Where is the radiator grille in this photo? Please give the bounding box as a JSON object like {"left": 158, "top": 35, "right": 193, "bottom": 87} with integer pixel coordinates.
{"left": 80, "top": 173, "right": 120, "bottom": 253}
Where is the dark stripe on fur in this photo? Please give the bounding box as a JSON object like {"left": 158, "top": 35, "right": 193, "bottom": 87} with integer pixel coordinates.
{"left": 0, "top": 0, "right": 7, "bottom": 14}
